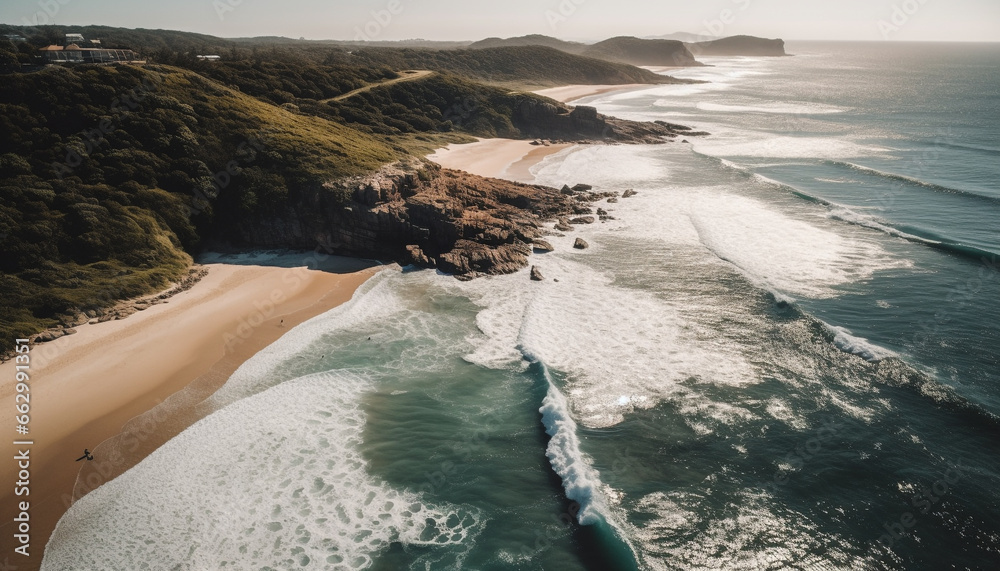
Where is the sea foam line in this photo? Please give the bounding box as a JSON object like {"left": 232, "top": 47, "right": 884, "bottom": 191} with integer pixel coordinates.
{"left": 537, "top": 364, "right": 607, "bottom": 526}
{"left": 829, "top": 160, "right": 1000, "bottom": 205}
{"left": 43, "top": 372, "right": 482, "bottom": 570}
{"left": 821, "top": 322, "right": 897, "bottom": 363}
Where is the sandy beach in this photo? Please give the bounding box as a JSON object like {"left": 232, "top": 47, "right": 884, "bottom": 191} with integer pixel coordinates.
{"left": 534, "top": 83, "right": 653, "bottom": 104}
{"left": 428, "top": 138, "right": 572, "bottom": 182}
{"left": 428, "top": 82, "right": 673, "bottom": 180}
{"left": 0, "top": 255, "right": 378, "bottom": 569}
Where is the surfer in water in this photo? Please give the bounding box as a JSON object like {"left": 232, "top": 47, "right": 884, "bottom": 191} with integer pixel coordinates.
{"left": 75, "top": 449, "right": 94, "bottom": 461}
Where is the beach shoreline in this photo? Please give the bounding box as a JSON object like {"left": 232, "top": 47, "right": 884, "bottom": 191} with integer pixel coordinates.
{"left": 428, "top": 82, "right": 665, "bottom": 180}
{"left": 427, "top": 138, "right": 572, "bottom": 182}
{"left": 8, "top": 80, "right": 653, "bottom": 567}
{"left": 534, "top": 83, "right": 654, "bottom": 104}
{"left": 1, "top": 256, "right": 378, "bottom": 569}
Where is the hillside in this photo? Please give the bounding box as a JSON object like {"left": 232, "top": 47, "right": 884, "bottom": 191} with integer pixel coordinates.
{"left": 234, "top": 37, "right": 472, "bottom": 50}
{"left": 467, "top": 32, "right": 787, "bottom": 62}
{"left": 686, "top": 35, "right": 787, "bottom": 56}
{"left": 348, "top": 45, "right": 692, "bottom": 87}
{"left": 0, "top": 63, "right": 399, "bottom": 352}
{"left": 173, "top": 54, "right": 401, "bottom": 105}
{"left": 582, "top": 36, "right": 702, "bottom": 67}
{"left": 467, "top": 34, "right": 705, "bottom": 67}
{"left": 0, "top": 28, "right": 708, "bottom": 352}
{"left": 0, "top": 24, "right": 235, "bottom": 55}
{"left": 468, "top": 34, "right": 587, "bottom": 54}
{"left": 303, "top": 72, "right": 702, "bottom": 143}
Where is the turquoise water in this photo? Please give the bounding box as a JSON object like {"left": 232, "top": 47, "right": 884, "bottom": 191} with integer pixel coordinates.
{"left": 44, "top": 42, "right": 1000, "bottom": 569}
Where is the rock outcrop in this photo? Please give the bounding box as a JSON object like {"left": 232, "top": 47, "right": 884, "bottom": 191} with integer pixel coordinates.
{"left": 532, "top": 240, "right": 555, "bottom": 253}
{"left": 218, "top": 161, "right": 598, "bottom": 279}
{"left": 574, "top": 238, "right": 590, "bottom": 250}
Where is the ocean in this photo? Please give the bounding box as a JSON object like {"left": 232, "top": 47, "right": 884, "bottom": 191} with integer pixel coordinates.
{"left": 43, "top": 41, "right": 1000, "bottom": 570}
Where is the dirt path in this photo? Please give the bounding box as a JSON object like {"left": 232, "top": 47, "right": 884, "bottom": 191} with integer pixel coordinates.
{"left": 320, "top": 69, "right": 434, "bottom": 103}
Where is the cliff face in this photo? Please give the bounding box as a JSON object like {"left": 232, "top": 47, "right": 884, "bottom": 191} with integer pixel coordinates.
{"left": 582, "top": 37, "right": 703, "bottom": 67}
{"left": 217, "top": 161, "right": 592, "bottom": 277}
{"left": 216, "top": 107, "right": 707, "bottom": 278}
{"left": 685, "top": 36, "right": 787, "bottom": 57}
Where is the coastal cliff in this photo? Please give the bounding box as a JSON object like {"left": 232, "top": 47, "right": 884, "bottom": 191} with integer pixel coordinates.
{"left": 219, "top": 161, "right": 595, "bottom": 278}
{"left": 215, "top": 105, "right": 705, "bottom": 277}
{"left": 685, "top": 35, "right": 787, "bottom": 57}
{"left": 582, "top": 36, "right": 704, "bottom": 67}
{"left": 0, "top": 30, "right": 708, "bottom": 350}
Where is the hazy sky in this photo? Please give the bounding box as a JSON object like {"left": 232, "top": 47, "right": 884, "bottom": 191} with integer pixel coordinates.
{"left": 3, "top": 0, "right": 998, "bottom": 42}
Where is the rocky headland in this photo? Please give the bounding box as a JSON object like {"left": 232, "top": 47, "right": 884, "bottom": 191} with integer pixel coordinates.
{"left": 214, "top": 107, "right": 705, "bottom": 279}
{"left": 218, "top": 160, "right": 610, "bottom": 279}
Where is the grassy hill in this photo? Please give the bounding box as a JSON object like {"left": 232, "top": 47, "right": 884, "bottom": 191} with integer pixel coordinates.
{"left": 0, "top": 24, "right": 235, "bottom": 56}
{"left": 348, "top": 45, "right": 690, "bottom": 88}
{"left": 301, "top": 73, "right": 530, "bottom": 139}
{"left": 582, "top": 36, "right": 702, "bottom": 67}
{"left": 174, "top": 54, "right": 401, "bottom": 105}
{"left": 302, "top": 72, "right": 563, "bottom": 140}
{"left": 465, "top": 34, "right": 704, "bottom": 67}
{"left": 464, "top": 33, "right": 788, "bottom": 64}
{"left": 468, "top": 34, "right": 587, "bottom": 54}
{"left": 0, "top": 63, "right": 399, "bottom": 353}
{"left": 0, "top": 25, "right": 706, "bottom": 351}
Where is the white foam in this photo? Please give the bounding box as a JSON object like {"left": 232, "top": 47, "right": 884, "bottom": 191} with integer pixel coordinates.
{"left": 457, "top": 252, "right": 758, "bottom": 429}
{"left": 585, "top": 80, "right": 733, "bottom": 104}
{"left": 719, "top": 158, "right": 747, "bottom": 171}
{"left": 206, "top": 268, "right": 403, "bottom": 407}
{"left": 697, "top": 101, "right": 846, "bottom": 115}
{"left": 531, "top": 144, "right": 667, "bottom": 190}
{"left": 687, "top": 192, "right": 902, "bottom": 298}
{"left": 692, "top": 134, "right": 883, "bottom": 159}
{"left": 532, "top": 363, "right": 642, "bottom": 564}
{"left": 536, "top": 367, "right": 607, "bottom": 526}
{"left": 43, "top": 372, "right": 481, "bottom": 570}
{"left": 823, "top": 323, "right": 898, "bottom": 363}
{"left": 765, "top": 397, "right": 808, "bottom": 430}
{"left": 827, "top": 206, "right": 933, "bottom": 243}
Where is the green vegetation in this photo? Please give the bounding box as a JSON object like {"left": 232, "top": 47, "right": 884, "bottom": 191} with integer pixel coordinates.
{"left": 349, "top": 46, "right": 682, "bottom": 87}
{"left": 468, "top": 35, "right": 587, "bottom": 54}
{"left": 686, "top": 35, "right": 787, "bottom": 57}
{"left": 466, "top": 35, "right": 703, "bottom": 67}
{"left": 0, "top": 24, "right": 704, "bottom": 352}
{"left": 156, "top": 50, "right": 401, "bottom": 105}
{"left": 302, "top": 73, "right": 555, "bottom": 139}
{"left": 580, "top": 37, "right": 701, "bottom": 67}
{"left": 0, "top": 63, "right": 397, "bottom": 353}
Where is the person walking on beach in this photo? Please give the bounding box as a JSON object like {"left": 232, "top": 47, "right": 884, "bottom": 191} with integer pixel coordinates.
{"left": 76, "top": 449, "right": 94, "bottom": 461}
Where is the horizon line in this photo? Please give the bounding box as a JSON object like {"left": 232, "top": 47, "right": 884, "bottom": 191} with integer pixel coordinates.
{"left": 2, "top": 23, "right": 999, "bottom": 45}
